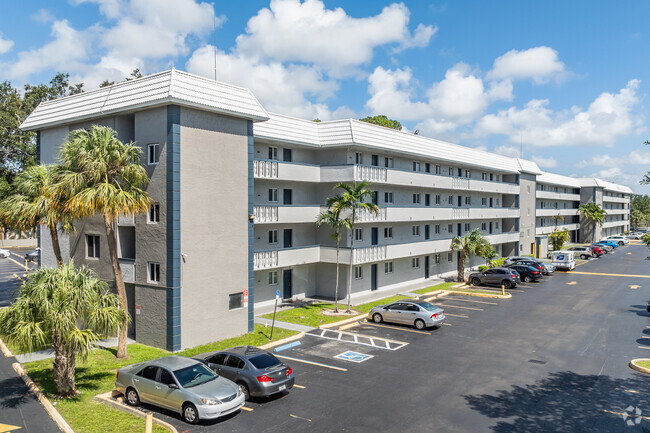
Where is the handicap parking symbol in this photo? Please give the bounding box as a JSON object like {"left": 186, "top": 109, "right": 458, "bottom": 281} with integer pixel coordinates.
{"left": 334, "top": 351, "right": 374, "bottom": 363}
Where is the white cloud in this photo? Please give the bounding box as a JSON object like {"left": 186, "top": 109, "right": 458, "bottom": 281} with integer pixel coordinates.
{"left": 235, "top": 0, "right": 434, "bottom": 74}
{"left": 0, "top": 34, "right": 13, "bottom": 55}
{"left": 576, "top": 149, "right": 650, "bottom": 169}
{"left": 487, "top": 46, "right": 566, "bottom": 84}
{"left": 473, "top": 80, "right": 644, "bottom": 147}
{"left": 32, "top": 9, "right": 54, "bottom": 23}
{"left": 531, "top": 155, "right": 557, "bottom": 168}
{"left": 70, "top": 0, "right": 126, "bottom": 19}
{"left": 493, "top": 145, "right": 521, "bottom": 158}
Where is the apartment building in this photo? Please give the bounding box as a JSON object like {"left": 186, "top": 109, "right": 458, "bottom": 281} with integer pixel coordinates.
{"left": 20, "top": 69, "right": 632, "bottom": 350}
{"left": 578, "top": 179, "right": 631, "bottom": 242}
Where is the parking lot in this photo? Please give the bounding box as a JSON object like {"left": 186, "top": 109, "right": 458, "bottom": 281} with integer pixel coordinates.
{"left": 0, "top": 247, "right": 37, "bottom": 307}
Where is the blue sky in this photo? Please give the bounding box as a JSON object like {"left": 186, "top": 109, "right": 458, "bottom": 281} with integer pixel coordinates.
{"left": 1, "top": 0, "right": 649, "bottom": 193}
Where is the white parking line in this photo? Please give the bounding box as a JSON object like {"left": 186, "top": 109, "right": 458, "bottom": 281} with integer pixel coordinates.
{"left": 308, "top": 328, "right": 409, "bottom": 350}
{"left": 440, "top": 297, "right": 497, "bottom": 305}
{"left": 437, "top": 303, "right": 484, "bottom": 311}
{"left": 274, "top": 355, "right": 348, "bottom": 371}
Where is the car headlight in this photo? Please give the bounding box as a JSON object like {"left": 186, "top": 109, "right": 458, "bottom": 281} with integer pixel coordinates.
{"left": 237, "top": 387, "right": 243, "bottom": 397}
{"left": 200, "top": 398, "right": 221, "bottom": 405}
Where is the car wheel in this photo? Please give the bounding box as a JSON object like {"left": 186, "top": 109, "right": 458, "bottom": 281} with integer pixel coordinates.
{"left": 414, "top": 319, "right": 426, "bottom": 330}
{"left": 125, "top": 388, "right": 140, "bottom": 406}
{"left": 471, "top": 277, "right": 481, "bottom": 286}
{"left": 238, "top": 382, "right": 250, "bottom": 401}
{"left": 502, "top": 280, "right": 512, "bottom": 289}
{"left": 618, "top": 241, "right": 624, "bottom": 246}
{"left": 524, "top": 276, "right": 531, "bottom": 283}
{"left": 372, "top": 313, "right": 383, "bottom": 323}
{"left": 580, "top": 254, "right": 588, "bottom": 260}
{"left": 183, "top": 403, "right": 199, "bottom": 424}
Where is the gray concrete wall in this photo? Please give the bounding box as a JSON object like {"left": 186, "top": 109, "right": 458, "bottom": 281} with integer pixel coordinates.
{"left": 579, "top": 187, "right": 603, "bottom": 242}
{"left": 179, "top": 107, "right": 250, "bottom": 349}
{"left": 519, "top": 174, "right": 536, "bottom": 256}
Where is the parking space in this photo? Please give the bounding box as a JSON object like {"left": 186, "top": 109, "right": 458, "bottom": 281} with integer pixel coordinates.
{"left": 0, "top": 247, "right": 36, "bottom": 307}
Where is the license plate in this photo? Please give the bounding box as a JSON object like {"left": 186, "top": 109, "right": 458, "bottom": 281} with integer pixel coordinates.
{"left": 279, "top": 385, "right": 286, "bottom": 391}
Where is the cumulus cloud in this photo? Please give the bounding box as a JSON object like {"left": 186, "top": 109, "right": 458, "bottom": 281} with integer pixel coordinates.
{"left": 576, "top": 149, "right": 650, "bottom": 169}
{"left": 0, "top": 34, "right": 13, "bottom": 55}
{"left": 235, "top": 0, "right": 435, "bottom": 75}
{"left": 473, "top": 80, "right": 644, "bottom": 147}
{"left": 32, "top": 9, "right": 54, "bottom": 23}
{"left": 493, "top": 145, "right": 521, "bottom": 158}
{"left": 530, "top": 155, "right": 557, "bottom": 168}
{"left": 487, "top": 46, "right": 566, "bottom": 84}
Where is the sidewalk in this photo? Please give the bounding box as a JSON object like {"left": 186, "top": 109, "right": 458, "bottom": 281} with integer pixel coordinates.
{"left": 16, "top": 336, "right": 135, "bottom": 363}
{"left": 254, "top": 317, "right": 316, "bottom": 332}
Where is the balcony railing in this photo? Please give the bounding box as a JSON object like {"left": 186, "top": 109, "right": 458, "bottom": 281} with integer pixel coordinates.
{"left": 254, "top": 206, "right": 279, "bottom": 223}
{"left": 353, "top": 246, "right": 387, "bottom": 264}
{"left": 253, "top": 160, "right": 279, "bottom": 178}
{"left": 354, "top": 165, "right": 387, "bottom": 183}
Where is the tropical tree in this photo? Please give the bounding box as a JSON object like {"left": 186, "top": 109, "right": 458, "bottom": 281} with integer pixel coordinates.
{"left": 551, "top": 213, "right": 564, "bottom": 231}
{"left": 330, "top": 181, "right": 379, "bottom": 313}
{"left": 56, "top": 126, "right": 150, "bottom": 359}
{"left": 0, "top": 262, "right": 125, "bottom": 397}
{"left": 359, "top": 115, "right": 403, "bottom": 131}
{"left": 579, "top": 202, "right": 607, "bottom": 225}
{"left": 476, "top": 240, "right": 498, "bottom": 265}
{"left": 0, "top": 164, "right": 72, "bottom": 267}
{"left": 549, "top": 229, "right": 570, "bottom": 251}
{"left": 450, "top": 228, "right": 491, "bottom": 282}
{"left": 316, "top": 204, "right": 351, "bottom": 313}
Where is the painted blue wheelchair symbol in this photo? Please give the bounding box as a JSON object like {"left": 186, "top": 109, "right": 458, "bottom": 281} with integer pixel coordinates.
{"left": 334, "top": 351, "right": 374, "bottom": 363}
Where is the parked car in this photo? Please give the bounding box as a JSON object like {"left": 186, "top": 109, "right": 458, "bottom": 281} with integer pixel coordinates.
{"left": 589, "top": 245, "right": 605, "bottom": 256}
{"left": 115, "top": 356, "right": 245, "bottom": 424}
{"left": 627, "top": 232, "right": 644, "bottom": 240}
{"left": 567, "top": 246, "right": 597, "bottom": 259}
{"left": 505, "top": 264, "right": 543, "bottom": 283}
{"left": 505, "top": 257, "right": 553, "bottom": 275}
{"left": 509, "top": 259, "right": 546, "bottom": 275}
{"left": 591, "top": 243, "right": 612, "bottom": 253}
{"left": 593, "top": 240, "right": 619, "bottom": 249}
{"left": 25, "top": 247, "right": 40, "bottom": 262}
{"left": 468, "top": 267, "right": 521, "bottom": 289}
{"left": 0, "top": 248, "right": 10, "bottom": 258}
{"left": 193, "top": 346, "right": 294, "bottom": 401}
{"left": 368, "top": 299, "right": 445, "bottom": 330}
{"left": 551, "top": 250, "right": 576, "bottom": 270}
{"left": 602, "top": 235, "right": 628, "bottom": 246}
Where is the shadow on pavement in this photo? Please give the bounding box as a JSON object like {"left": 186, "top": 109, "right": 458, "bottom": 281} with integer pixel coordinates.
{"left": 464, "top": 371, "right": 650, "bottom": 432}
{"left": 0, "top": 376, "right": 34, "bottom": 409}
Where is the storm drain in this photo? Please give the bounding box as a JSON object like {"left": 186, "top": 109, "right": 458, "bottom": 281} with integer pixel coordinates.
{"left": 528, "top": 359, "right": 548, "bottom": 365}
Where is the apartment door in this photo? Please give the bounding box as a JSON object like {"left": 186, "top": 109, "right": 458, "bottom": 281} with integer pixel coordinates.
{"left": 424, "top": 224, "right": 430, "bottom": 240}
{"left": 283, "top": 229, "right": 293, "bottom": 248}
{"left": 458, "top": 196, "right": 462, "bottom": 207}
{"left": 457, "top": 223, "right": 462, "bottom": 236}
{"left": 425, "top": 194, "right": 430, "bottom": 206}
{"left": 371, "top": 264, "right": 378, "bottom": 291}
{"left": 283, "top": 269, "right": 292, "bottom": 299}
{"left": 489, "top": 197, "right": 493, "bottom": 207}
{"left": 283, "top": 189, "right": 292, "bottom": 205}
{"left": 371, "top": 227, "right": 378, "bottom": 245}
{"left": 283, "top": 148, "right": 292, "bottom": 162}
{"left": 372, "top": 191, "right": 378, "bottom": 205}
{"left": 424, "top": 256, "right": 430, "bottom": 279}
{"left": 371, "top": 154, "right": 379, "bottom": 166}
{"left": 489, "top": 222, "right": 493, "bottom": 234}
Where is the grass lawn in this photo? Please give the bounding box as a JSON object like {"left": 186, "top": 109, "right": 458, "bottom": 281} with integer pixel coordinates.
{"left": 636, "top": 360, "right": 650, "bottom": 370}
{"left": 411, "top": 282, "right": 458, "bottom": 295}
{"left": 261, "top": 295, "right": 410, "bottom": 328}
{"left": 20, "top": 325, "right": 297, "bottom": 433}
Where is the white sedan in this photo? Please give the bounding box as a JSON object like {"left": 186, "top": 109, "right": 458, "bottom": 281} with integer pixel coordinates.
{"left": 0, "top": 248, "right": 10, "bottom": 258}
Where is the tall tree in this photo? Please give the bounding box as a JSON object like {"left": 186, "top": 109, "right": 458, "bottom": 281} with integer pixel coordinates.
{"left": 579, "top": 202, "right": 607, "bottom": 225}
{"left": 0, "top": 262, "right": 125, "bottom": 397}
{"left": 359, "top": 115, "right": 403, "bottom": 131}
{"left": 330, "top": 181, "right": 379, "bottom": 313}
{"left": 57, "top": 126, "right": 150, "bottom": 359}
{"left": 450, "top": 228, "right": 491, "bottom": 282}
{"left": 0, "top": 164, "right": 72, "bottom": 267}
{"left": 316, "top": 202, "right": 350, "bottom": 313}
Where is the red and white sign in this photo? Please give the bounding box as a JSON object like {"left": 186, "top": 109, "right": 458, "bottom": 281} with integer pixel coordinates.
{"left": 243, "top": 289, "right": 249, "bottom": 307}
{"left": 135, "top": 305, "right": 141, "bottom": 315}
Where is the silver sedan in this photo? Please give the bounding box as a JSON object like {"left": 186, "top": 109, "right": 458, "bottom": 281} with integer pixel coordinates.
{"left": 368, "top": 299, "right": 445, "bottom": 329}
{"left": 115, "top": 355, "right": 245, "bottom": 424}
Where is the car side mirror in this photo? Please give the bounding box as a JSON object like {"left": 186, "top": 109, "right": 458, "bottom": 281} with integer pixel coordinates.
{"left": 383, "top": 306, "right": 389, "bottom": 310}
{"left": 168, "top": 383, "right": 179, "bottom": 389}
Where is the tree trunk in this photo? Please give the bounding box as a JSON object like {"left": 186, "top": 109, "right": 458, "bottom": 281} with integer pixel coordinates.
{"left": 103, "top": 213, "right": 129, "bottom": 359}
{"left": 347, "top": 210, "right": 356, "bottom": 313}
{"left": 334, "top": 238, "right": 340, "bottom": 313}
{"left": 48, "top": 223, "right": 64, "bottom": 268}
{"left": 457, "top": 251, "right": 467, "bottom": 282}
{"left": 52, "top": 342, "right": 77, "bottom": 397}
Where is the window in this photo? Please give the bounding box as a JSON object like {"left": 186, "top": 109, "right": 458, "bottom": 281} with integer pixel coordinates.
{"left": 435, "top": 195, "right": 441, "bottom": 205}
{"left": 412, "top": 225, "right": 420, "bottom": 236}
{"left": 412, "top": 257, "right": 420, "bottom": 268}
{"left": 148, "top": 262, "right": 160, "bottom": 283}
{"left": 465, "top": 196, "right": 471, "bottom": 205}
{"left": 268, "top": 271, "right": 278, "bottom": 285}
{"left": 435, "top": 224, "right": 440, "bottom": 234}
{"left": 355, "top": 228, "right": 363, "bottom": 241}
{"left": 448, "top": 167, "right": 454, "bottom": 176}
{"left": 147, "top": 143, "right": 159, "bottom": 165}
{"left": 229, "top": 293, "right": 243, "bottom": 310}
{"left": 159, "top": 369, "right": 175, "bottom": 386}
{"left": 465, "top": 170, "right": 471, "bottom": 178}
{"left": 413, "top": 193, "right": 421, "bottom": 204}
{"left": 448, "top": 224, "right": 453, "bottom": 232}
{"left": 482, "top": 222, "right": 487, "bottom": 231}
{"left": 268, "top": 188, "right": 278, "bottom": 202}
{"left": 225, "top": 356, "right": 245, "bottom": 369}
{"left": 354, "top": 266, "right": 363, "bottom": 279}
{"left": 458, "top": 168, "right": 463, "bottom": 177}
{"left": 464, "top": 223, "right": 470, "bottom": 231}
{"left": 384, "top": 157, "right": 394, "bottom": 168}
{"left": 86, "top": 235, "right": 100, "bottom": 259}
{"left": 412, "top": 161, "right": 421, "bottom": 172}
{"left": 482, "top": 172, "right": 488, "bottom": 180}
{"left": 435, "top": 254, "right": 440, "bottom": 264}
{"left": 448, "top": 195, "right": 453, "bottom": 204}
{"left": 384, "top": 192, "right": 393, "bottom": 203}
{"left": 495, "top": 222, "right": 500, "bottom": 229}
{"left": 138, "top": 366, "right": 159, "bottom": 381}
{"left": 425, "top": 163, "right": 431, "bottom": 173}
{"left": 448, "top": 252, "right": 453, "bottom": 262}
{"left": 148, "top": 203, "right": 160, "bottom": 223}
{"left": 435, "top": 165, "right": 441, "bottom": 174}
{"left": 490, "top": 173, "right": 494, "bottom": 181}
{"left": 355, "top": 152, "right": 363, "bottom": 164}
{"left": 384, "top": 227, "right": 393, "bottom": 238}
{"left": 268, "top": 147, "right": 278, "bottom": 160}
{"left": 268, "top": 230, "right": 278, "bottom": 244}
{"left": 482, "top": 197, "right": 487, "bottom": 206}
{"left": 384, "top": 262, "right": 393, "bottom": 274}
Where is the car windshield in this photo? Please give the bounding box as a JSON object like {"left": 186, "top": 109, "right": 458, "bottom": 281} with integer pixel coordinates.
{"left": 173, "top": 363, "right": 217, "bottom": 388}
{"left": 249, "top": 353, "right": 281, "bottom": 369}
{"left": 417, "top": 302, "right": 438, "bottom": 311}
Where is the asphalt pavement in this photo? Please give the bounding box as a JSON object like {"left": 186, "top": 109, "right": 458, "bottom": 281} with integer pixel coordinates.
{"left": 0, "top": 247, "right": 37, "bottom": 307}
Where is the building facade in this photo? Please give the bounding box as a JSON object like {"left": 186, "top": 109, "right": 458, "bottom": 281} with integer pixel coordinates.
{"left": 21, "top": 69, "right": 632, "bottom": 350}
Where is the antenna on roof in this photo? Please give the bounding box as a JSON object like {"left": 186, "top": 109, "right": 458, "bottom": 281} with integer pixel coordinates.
{"left": 213, "top": 9, "right": 217, "bottom": 81}
{"left": 414, "top": 130, "right": 420, "bottom": 135}
{"left": 520, "top": 130, "right": 523, "bottom": 159}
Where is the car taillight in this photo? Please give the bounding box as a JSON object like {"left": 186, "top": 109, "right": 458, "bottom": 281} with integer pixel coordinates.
{"left": 511, "top": 274, "right": 517, "bottom": 277}
{"left": 116, "top": 371, "right": 119, "bottom": 380}
{"left": 257, "top": 375, "right": 274, "bottom": 383}
{"left": 286, "top": 367, "right": 292, "bottom": 377}
{"left": 533, "top": 271, "right": 539, "bottom": 274}
{"left": 431, "top": 313, "right": 438, "bottom": 318}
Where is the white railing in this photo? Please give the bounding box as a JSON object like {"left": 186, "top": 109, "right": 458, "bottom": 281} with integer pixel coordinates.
{"left": 353, "top": 246, "right": 387, "bottom": 264}
{"left": 452, "top": 178, "right": 470, "bottom": 189}
{"left": 254, "top": 251, "right": 279, "bottom": 269}
{"left": 354, "top": 165, "right": 387, "bottom": 183}
{"left": 254, "top": 206, "right": 279, "bottom": 223}
{"left": 452, "top": 208, "right": 470, "bottom": 219}
{"left": 253, "top": 160, "right": 279, "bottom": 178}
{"left": 119, "top": 259, "right": 135, "bottom": 283}
{"left": 356, "top": 207, "right": 387, "bottom": 222}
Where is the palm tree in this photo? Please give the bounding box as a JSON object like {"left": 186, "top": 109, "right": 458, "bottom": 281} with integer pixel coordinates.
{"left": 0, "top": 262, "right": 125, "bottom": 397}
{"left": 316, "top": 203, "right": 351, "bottom": 313}
{"left": 56, "top": 126, "right": 150, "bottom": 359}
{"left": 0, "top": 165, "right": 72, "bottom": 267}
{"left": 579, "top": 201, "right": 607, "bottom": 242}
{"left": 330, "top": 181, "right": 379, "bottom": 313}
{"left": 551, "top": 213, "right": 564, "bottom": 231}
{"left": 450, "top": 228, "right": 490, "bottom": 282}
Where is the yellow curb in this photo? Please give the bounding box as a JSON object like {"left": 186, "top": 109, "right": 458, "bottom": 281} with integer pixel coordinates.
{"left": 630, "top": 359, "right": 650, "bottom": 375}
{"left": 93, "top": 392, "right": 177, "bottom": 433}
{"left": 338, "top": 322, "right": 360, "bottom": 331}
{"left": 319, "top": 313, "right": 367, "bottom": 329}
{"left": 258, "top": 332, "right": 305, "bottom": 350}
{"left": 12, "top": 362, "right": 75, "bottom": 433}
{"left": 443, "top": 289, "right": 512, "bottom": 299}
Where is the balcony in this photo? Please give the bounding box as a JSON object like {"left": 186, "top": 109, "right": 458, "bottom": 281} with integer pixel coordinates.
{"left": 535, "top": 208, "right": 579, "bottom": 217}
{"left": 119, "top": 259, "right": 135, "bottom": 283}
{"left": 603, "top": 195, "right": 629, "bottom": 204}
{"left": 254, "top": 246, "right": 322, "bottom": 270}
{"left": 253, "top": 205, "right": 322, "bottom": 224}
{"left": 603, "top": 220, "right": 628, "bottom": 229}
{"left": 603, "top": 208, "right": 629, "bottom": 216}
{"left": 535, "top": 223, "right": 580, "bottom": 236}
{"left": 536, "top": 190, "right": 580, "bottom": 201}
{"left": 253, "top": 160, "right": 320, "bottom": 182}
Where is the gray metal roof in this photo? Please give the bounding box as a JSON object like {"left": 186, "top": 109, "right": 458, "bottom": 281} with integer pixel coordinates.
{"left": 21, "top": 69, "right": 269, "bottom": 131}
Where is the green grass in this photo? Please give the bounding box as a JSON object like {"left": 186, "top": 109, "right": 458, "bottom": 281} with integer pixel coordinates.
{"left": 411, "top": 282, "right": 457, "bottom": 295}
{"left": 19, "top": 325, "right": 298, "bottom": 433}
{"left": 636, "top": 360, "right": 650, "bottom": 369}
{"left": 261, "top": 295, "right": 410, "bottom": 328}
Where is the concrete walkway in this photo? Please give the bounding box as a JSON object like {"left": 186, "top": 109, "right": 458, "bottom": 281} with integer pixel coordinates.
{"left": 16, "top": 337, "right": 135, "bottom": 363}
{"left": 254, "top": 317, "right": 316, "bottom": 332}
